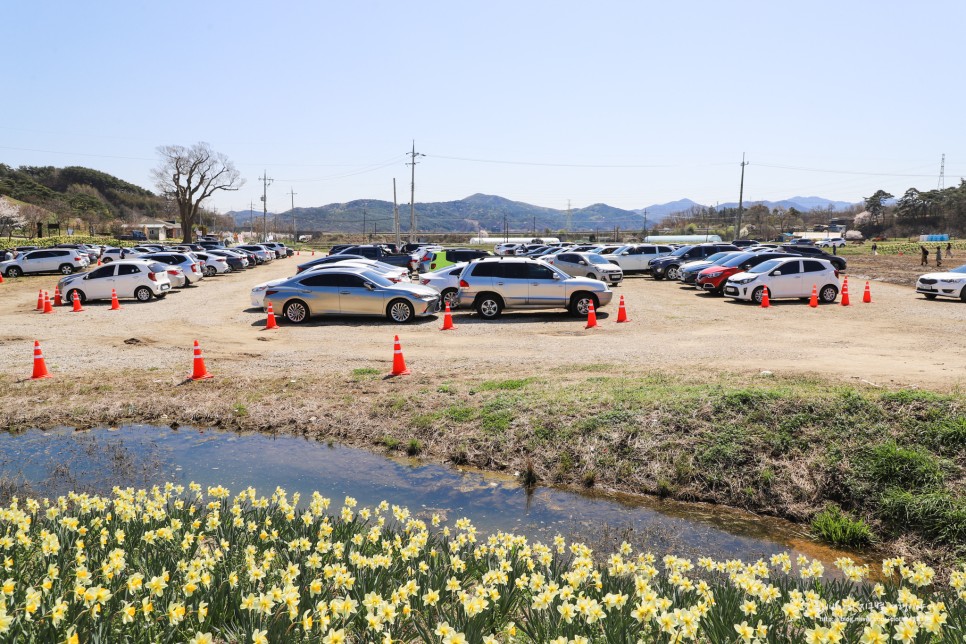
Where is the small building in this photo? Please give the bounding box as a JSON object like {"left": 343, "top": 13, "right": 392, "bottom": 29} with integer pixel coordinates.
{"left": 125, "top": 219, "right": 183, "bottom": 241}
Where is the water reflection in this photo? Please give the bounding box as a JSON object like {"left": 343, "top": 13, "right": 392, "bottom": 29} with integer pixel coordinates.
{"left": 0, "top": 426, "right": 876, "bottom": 569}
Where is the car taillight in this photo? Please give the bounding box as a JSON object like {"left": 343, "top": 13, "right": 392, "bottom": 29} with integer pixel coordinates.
{"left": 389, "top": 277, "right": 401, "bottom": 283}
{"left": 73, "top": 257, "right": 81, "bottom": 261}
{"left": 265, "top": 289, "right": 278, "bottom": 296}
{"left": 296, "top": 267, "right": 304, "bottom": 273}
{"left": 430, "top": 263, "right": 436, "bottom": 270}
{"left": 167, "top": 269, "right": 178, "bottom": 275}
{"left": 459, "top": 279, "right": 469, "bottom": 288}
{"left": 420, "top": 279, "right": 430, "bottom": 285}
{"left": 147, "top": 272, "right": 157, "bottom": 281}
{"left": 834, "top": 270, "right": 839, "bottom": 278}
{"left": 192, "top": 263, "right": 199, "bottom": 273}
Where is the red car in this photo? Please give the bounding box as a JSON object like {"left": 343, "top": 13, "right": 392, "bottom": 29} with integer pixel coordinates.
{"left": 696, "top": 251, "right": 799, "bottom": 294}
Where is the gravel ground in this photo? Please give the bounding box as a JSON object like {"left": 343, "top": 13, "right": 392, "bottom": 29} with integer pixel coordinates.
{"left": 1, "top": 256, "right": 965, "bottom": 390}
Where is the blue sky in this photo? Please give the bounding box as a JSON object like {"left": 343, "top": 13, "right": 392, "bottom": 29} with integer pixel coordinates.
{"left": 4, "top": 0, "right": 963, "bottom": 214}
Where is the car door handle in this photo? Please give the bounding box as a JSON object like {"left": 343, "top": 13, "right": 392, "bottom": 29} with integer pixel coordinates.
{"left": 339, "top": 291, "right": 351, "bottom": 295}
{"left": 496, "top": 281, "right": 504, "bottom": 285}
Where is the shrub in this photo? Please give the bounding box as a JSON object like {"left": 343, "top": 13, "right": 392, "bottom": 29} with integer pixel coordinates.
{"left": 811, "top": 505, "right": 874, "bottom": 547}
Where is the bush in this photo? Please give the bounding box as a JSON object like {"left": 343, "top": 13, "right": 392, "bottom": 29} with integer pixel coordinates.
{"left": 811, "top": 505, "right": 874, "bottom": 547}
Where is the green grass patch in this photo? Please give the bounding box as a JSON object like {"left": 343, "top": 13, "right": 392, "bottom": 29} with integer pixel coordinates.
{"left": 351, "top": 367, "right": 380, "bottom": 378}
{"left": 479, "top": 378, "right": 535, "bottom": 391}
{"left": 811, "top": 505, "right": 874, "bottom": 547}
{"left": 443, "top": 405, "right": 476, "bottom": 423}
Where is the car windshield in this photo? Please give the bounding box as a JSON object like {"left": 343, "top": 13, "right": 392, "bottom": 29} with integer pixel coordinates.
{"left": 950, "top": 265, "right": 966, "bottom": 274}
{"left": 668, "top": 245, "right": 694, "bottom": 257}
{"left": 586, "top": 254, "right": 612, "bottom": 266}
{"left": 748, "top": 259, "right": 784, "bottom": 274}
{"left": 720, "top": 252, "right": 756, "bottom": 267}
{"left": 703, "top": 252, "right": 733, "bottom": 263}
{"left": 147, "top": 262, "right": 167, "bottom": 273}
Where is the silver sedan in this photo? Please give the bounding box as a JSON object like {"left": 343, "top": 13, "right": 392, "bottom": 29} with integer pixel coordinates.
{"left": 263, "top": 267, "right": 439, "bottom": 324}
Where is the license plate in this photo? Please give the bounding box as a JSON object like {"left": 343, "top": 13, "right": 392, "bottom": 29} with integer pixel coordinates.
{"left": 161, "top": 284, "right": 170, "bottom": 291}
{"left": 725, "top": 287, "right": 737, "bottom": 294}
{"left": 919, "top": 287, "right": 934, "bottom": 291}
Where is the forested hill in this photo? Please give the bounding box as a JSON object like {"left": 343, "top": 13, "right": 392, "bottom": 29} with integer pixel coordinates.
{"left": 232, "top": 194, "right": 649, "bottom": 234}
{"left": 0, "top": 164, "right": 166, "bottom": 226}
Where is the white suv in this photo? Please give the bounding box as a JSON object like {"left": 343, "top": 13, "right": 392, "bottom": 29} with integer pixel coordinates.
{"left": 0, "top": 248, "right": 90, "bottom": 276}
{"left": 457, "top": 257, "right": 613, "bottom": 319}
{"left": 815, "top": 238, "right": 846, "bottom": 248}
{"left": 724, "top": 257, "right": 840, "bottom": 304}
{"left": 57, "top": 260, "right": 172, "bottom": 303}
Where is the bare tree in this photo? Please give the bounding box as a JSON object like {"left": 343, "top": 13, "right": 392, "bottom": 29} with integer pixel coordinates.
{"left": 151, "top": 143, "right": 243, "bottom": 242}
{"left": 0, "top": 198, "right": 23, "bottom": 239}
{"left": 19, "top": 204, "right": 49, "bottom": 239}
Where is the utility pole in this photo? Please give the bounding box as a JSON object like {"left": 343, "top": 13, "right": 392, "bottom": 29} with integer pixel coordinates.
{"left": 406, "top": 141, "right": 425, "bottom": 243}
{"left": 362, "top": 202, "right": 367, "bottom": 242}
{"left": 249, "top": 200, "right": 255, "bottom": 237}
{"left": 938, "top": 153, "right": 946, "bottom": 190}
{"left": 565, "top": 199, "right": 573, "bottom": 232}
{"left": 392, "top": 179, "right": 401, "bottom": 249}
{"left": 259, "top": 171, "right": 273, "bottom": 241}
{"left": 643, "top": 208, "right": 648, "bottom": 241}
{"left": 735, "top": 153, "right": 748, "bottom": 241}
{"left": 289, "top": 188, "right": 297, "bottom": 242}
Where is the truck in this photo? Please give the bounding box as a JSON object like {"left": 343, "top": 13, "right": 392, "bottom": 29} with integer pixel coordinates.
{"left": 332, "top": 244, "right": 418, "bottom": 272}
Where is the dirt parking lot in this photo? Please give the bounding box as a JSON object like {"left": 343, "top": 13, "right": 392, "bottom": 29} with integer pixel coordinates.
{"left": 1, "top": 258, "right": 964, "bottom": 391}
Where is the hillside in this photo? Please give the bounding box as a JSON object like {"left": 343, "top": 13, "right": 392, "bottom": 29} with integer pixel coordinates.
{"left": 231, "top": 194, "right": 651, "bottom": 234}
{"left": 0, "top": 164, "right": 167, "bottom": 229}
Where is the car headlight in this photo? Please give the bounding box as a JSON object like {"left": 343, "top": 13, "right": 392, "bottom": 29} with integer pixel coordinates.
{"left": 706, "top": 272, "right": 722, "bottom": 278}
{"left": 940, "top": 278, "right": 964, "bottom": 283}
{"left": 731, "top": 277, "right": 756, "bottom": 285}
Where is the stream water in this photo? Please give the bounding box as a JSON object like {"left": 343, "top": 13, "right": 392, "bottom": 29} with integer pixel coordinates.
{"left": 0, "top": 425, "right": 875, "bottom": 569}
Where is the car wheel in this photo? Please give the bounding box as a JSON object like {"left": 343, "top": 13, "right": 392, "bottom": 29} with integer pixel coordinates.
{"left": 65, "top": 289, "right": 85, "bottom": 305}
{"left": 819, "top": 285, "right": 838, "bottom": 304}
{"left": 102, "top": 257, "right": 112, "bottom": 263}
{"left": 586, "top": 273, "right": 598, "bottom": 280}
{"left": 751, "top": 287, "right": 765, "bottom": 304}
{"left": 923, "top": 293, "right": 938, "bottom": 300}
{"left": 475, "top": 294, "right": 503, "bottom": 319}
{"left": 224, "top": 266, "right": 233, "bottom": 273}
{"left": 204, "top": 266, "right": 216, "bottom": 277}
{"left": 960, "top": 287, "right": 966, "bottom": 302}
{"left": 6, "top": 266, "right": 22, "bottom": 278}
{"left": 652, "top": 272, "right": 664, "bottom": 281}
{"left": 570, "top": 292, "right": 599, "bottom": 316}
{"left": 666, "top": 266, "right": 681, "bottom": 280}
{"left": 134, "top": 286, "right": 152, "bottom": 302}
{"left": 439, "top": 288, "right": 459, "bottom": 311}
{"left": 387, "top": 299, "right": 415, "bottom": 323}
{"left": 283, "top": 300, "right": 309, "bottom": 324}
{"left": 59, "top": 264, "right": 74, "bottom": 275}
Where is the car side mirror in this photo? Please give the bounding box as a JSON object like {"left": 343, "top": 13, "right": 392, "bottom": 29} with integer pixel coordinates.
{"left": 364, "top": 282, "right": 375, "bottom": 291}
{"left": 770, "top": 270, "right": 781, "bottom": 276}
{"left": 578, "top": 260, "right": 587, "bottom": 265}
{"left": 552, "top": 273, "right": 561, "bottom": 279}
{"left": 741, "top": 264, "right": 751, "bottom": 270}
{"left": 621, "top": 252, "right": 629, "bottom": 256}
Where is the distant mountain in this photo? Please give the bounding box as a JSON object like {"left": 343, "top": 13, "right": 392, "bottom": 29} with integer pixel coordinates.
{"left": 714, "top": 196, "right": 857, "bottom": 212}
{"left": 230, "top": 193, "right": 649, "bottom": 234}
{"left": 635, "top": 199, "right": 704, "bottom": 220}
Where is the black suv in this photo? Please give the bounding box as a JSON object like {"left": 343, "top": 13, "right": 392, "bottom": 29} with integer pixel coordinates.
{"left": 778, "top": 244, "right": 847, "bottom": 271}
{"left": 650, "top": 243, "right": 740, "bottom": 280}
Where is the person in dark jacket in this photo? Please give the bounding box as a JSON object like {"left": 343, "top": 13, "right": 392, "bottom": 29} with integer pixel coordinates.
{"left": 936, "top": 246, "right": 943, "bottom": 268}
{"left": 921, "top": 246, "right": 929, "bottom": 266}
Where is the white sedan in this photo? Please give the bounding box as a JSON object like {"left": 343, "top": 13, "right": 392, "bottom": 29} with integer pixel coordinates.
{"left": 916, "top": 265, "right": 966, "bottom": 301}
{"left": 417, "top": 262, "right": 468, "bottom": 310}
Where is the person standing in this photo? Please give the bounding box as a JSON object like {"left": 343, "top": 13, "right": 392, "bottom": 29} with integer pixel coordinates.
{"left": 921, "top": 245, "right": 929, "bottom": 266}
{"left": 936, "top": 246, "right": 943, "bottom": 268}
{"left": 871, "top": 242, "right": 878, "bottom": 256}
{"left": 947, "top": 242, "right": 953, "bottom": 258}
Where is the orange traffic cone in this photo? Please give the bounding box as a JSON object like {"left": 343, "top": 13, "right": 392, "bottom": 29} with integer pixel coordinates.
{"left": 70, "top": 291, "right": 84, "bottom": 312}
{"left": 311, "top": 250, "right": 315, "bottom": 256}
{"left": 265, "top": 302, "right": 279, "bottom": 330}
{"left": 36, "top": 290, "right": 44, "bottom": 311}
{"left": 585, "top": 302, "right": 598, "bottom": 329}
{"left": 808, "top": 284, "right": 818, "bottom": 308}
{"left": 390, "top": 335, "right": 410, "bottom": 376}
{"left": 109, "top": 289, "right": 121, "bottom": 310}
{"left": 760, "top": 286, "right": 770, "bottom": 308}
{"left": 841, "top": 277, "right": 850, "bottom": 306}
{"left": 189, "top": 340, "right": 214, "bottom": 380}
{"left": 42, "top": 291, "right": 53, "bottom": 314}
{"left": 54, "top": 286, "right": 63, "bottom": 307}
{"left": 31, "top": 340, "right": 52, "bottom": 380}
{"left": 616, "top": 295, "right": 629, "bottom": 322}
{"left": 440, "top": 302, "right": 456, "bottom": 330}
{"left": 297, "top": 250, "right": 300, "bottom": 256}
{"left": 96, "top": 257, "right": 102, "bottom": 267}
{"left": 863, "top": 281, "right": 872, "bottom": 303}
{"left": 0, "top": 273, "right": 4, "bottom": 284}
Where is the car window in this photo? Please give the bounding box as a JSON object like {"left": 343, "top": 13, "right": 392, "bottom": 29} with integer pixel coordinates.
{"left": 87, "top": 265, "right": 116, "bottom": 279}
{"left": 500, "top": 263, "right": 529, "bottom": 279}
{"left": 587, "top": 254, "right": 611, "bottom": 265}
{"left": 774, "top": 261, "right": 801, "bottom": 275}
{"left": 299, "top": 274, "right": 342, "bottom": 287}
{"left": 448, "top": 266, "right": 464, "bottom": 276}
{"left": 526, "top": 263, "right": 556, "bottom": 280}
{"left": 147, "top": 262, "right": 167, "bottom": 273}
{"left": 557, "top": 254, "right": 577, "bottom": 263}
{"left": 470, "top": 262, "right": 500, "bottom": 278}
{"left": 802, "top": 260, "right": 826, "bottom": 272}
{"left": 117, "top": 264, "right": 141, "bottom": 276}
{"left": 749, "top": 259, "right": 782, "bottom": 274}
{"left": 721, "top": 253, "right": 755, "bottom": 267}
{"left": 337, "top": 274, "right": 369, "bottom": 288}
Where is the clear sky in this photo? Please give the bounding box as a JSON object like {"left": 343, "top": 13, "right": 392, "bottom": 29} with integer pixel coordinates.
{"left": 4, "top": 0, "right": 963, "bottom": 214}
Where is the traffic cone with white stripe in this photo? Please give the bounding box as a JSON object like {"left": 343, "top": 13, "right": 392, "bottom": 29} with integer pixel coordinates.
{"left": 585, "top": 302, "right": 598, "bottom": 329}
{"left": 189, "top": 340, "right": 214, "bottom": 380}
{"left": 36, "top": 290, "right": 44, "bottom": 311}
{"left": 54, "top": 286, "right": 63, "bottom": 307}
{"left": 31, "top": 340, "right": 52, "bottom": 380}
{"left": 760, "top": 286, "right": 770, "bottom": 308}
{"left": 440, "top": 302, "right": 456, "bottom": 330}
{"left": 109, "top": 289, "right": 121, "bottom": 310}
{"left": 616, "top": 295, "right": 629, "bottom": 322}
{"left": 863, "top": 281, "right": 872, "bottom": 303}
{"left": 841, "top": 277, "right": 850, "bottom": 306}
{"left": 70, "top": 291, "right": 84, "bottom": 312}
{"left": 42, "top": 291, "right": 53, "bottom": 314}
{"left": 265, "top": 302, "right": 279, "bottom": 330}
{"left": 390, "top": 335, "right": 410, "bottom": 376}
{"left": 808, "top": 284, "right": 818, "bottom": 308}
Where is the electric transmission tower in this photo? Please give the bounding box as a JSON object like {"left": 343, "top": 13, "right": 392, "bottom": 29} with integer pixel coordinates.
{"left": 939, "top": 153, "right": 946, "bottom": 190}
